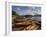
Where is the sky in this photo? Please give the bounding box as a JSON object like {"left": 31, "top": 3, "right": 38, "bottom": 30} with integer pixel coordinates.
{"left": 12, "top": 6, "right": 41, "bottom": 15}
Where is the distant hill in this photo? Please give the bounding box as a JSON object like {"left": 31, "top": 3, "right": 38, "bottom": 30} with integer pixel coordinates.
{"left": 34, "top": 15, "right": 41, "bottom": 17}
{"left": 21, "top": 15, "right": 41, "bottom": 17}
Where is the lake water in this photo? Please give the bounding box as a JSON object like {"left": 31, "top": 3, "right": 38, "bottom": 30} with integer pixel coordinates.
{"left": 31, "top": 16, "right": 41, "bottom": 21}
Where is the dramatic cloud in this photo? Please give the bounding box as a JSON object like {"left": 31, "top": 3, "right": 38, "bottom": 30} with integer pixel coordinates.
{"left": 12, "top": 6, "right": 41, "bottom": 15}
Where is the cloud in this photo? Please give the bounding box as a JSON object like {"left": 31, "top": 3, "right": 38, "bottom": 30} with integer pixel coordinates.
{"left": 21, "top": 8, "right": 41, "bottom": 15}
{"left": 17, "top": 7, "right": 21, "bottom": 10}
{"left": 14, "top": 7, "right": 21, "bottom": 11}
{"left": 16, "top": 8, "right": 41, "bottom": 15}
{"left": 12, "top": 6, "right": 41, "bottom": 15}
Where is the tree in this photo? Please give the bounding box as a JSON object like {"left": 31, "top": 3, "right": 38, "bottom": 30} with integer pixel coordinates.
{"left": 12, "top": 11, "right": 19, "bottom": 16}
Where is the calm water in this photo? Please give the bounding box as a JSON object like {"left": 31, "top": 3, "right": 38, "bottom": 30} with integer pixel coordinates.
{"left": 31, "top": 16, "right": 41, "bottom": 21}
